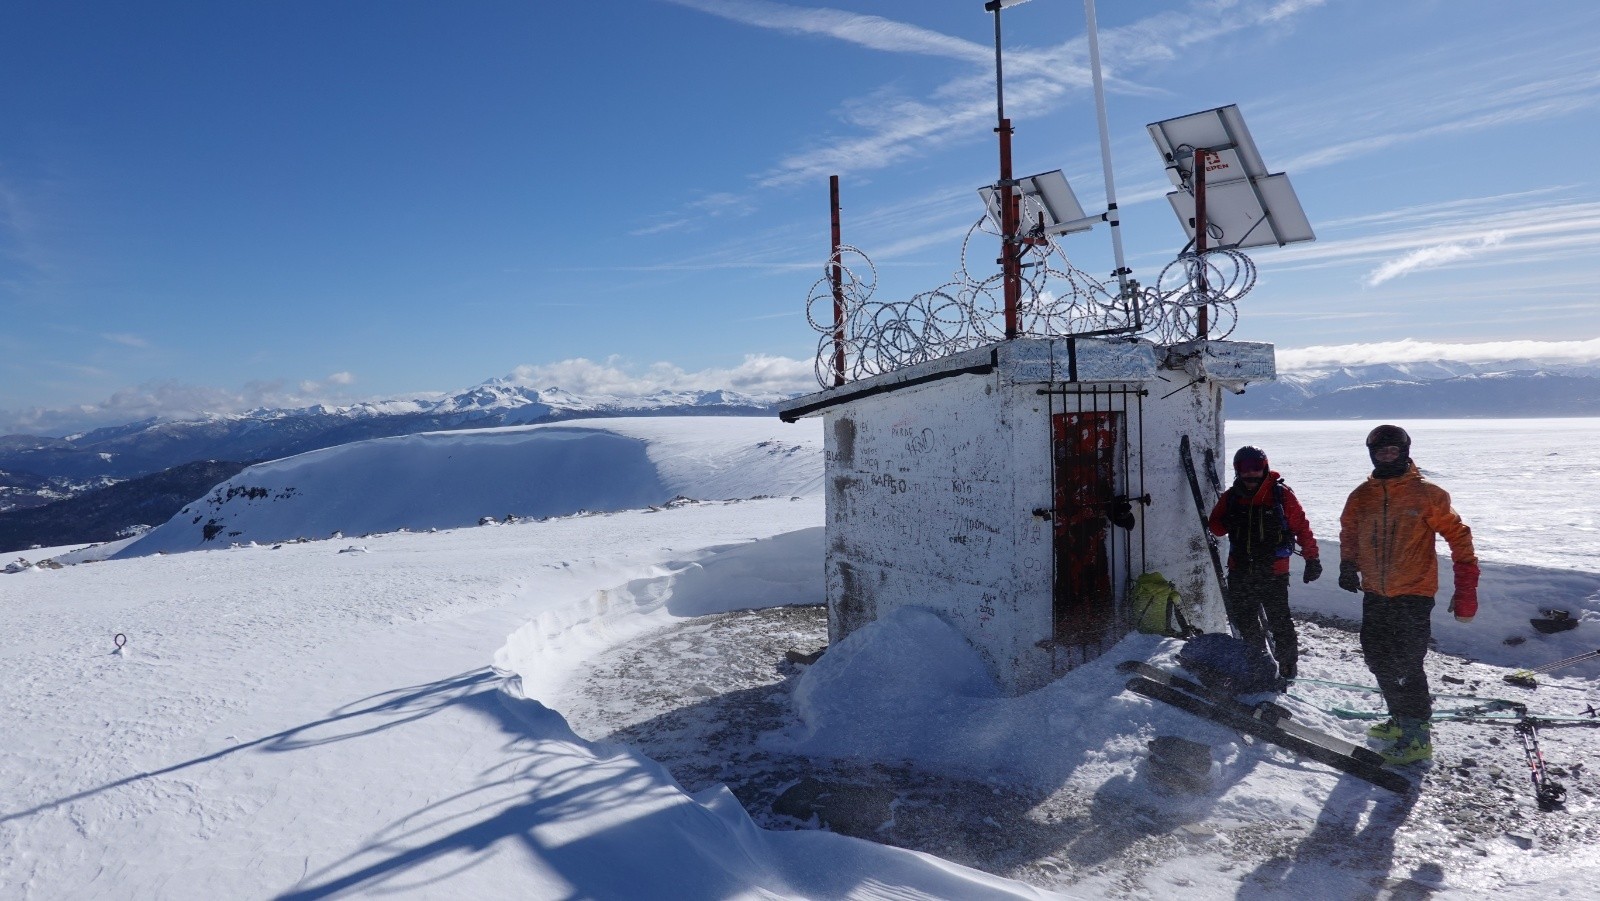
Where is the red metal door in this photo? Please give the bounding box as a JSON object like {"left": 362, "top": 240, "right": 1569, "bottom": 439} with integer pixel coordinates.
{"left": 1051, "top": 411, "right": 1119, "bottom": 645}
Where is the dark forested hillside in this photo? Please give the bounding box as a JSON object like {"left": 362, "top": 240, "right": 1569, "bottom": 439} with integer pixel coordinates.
{"left": 0, "top": 460, "right": 249, "bottom": 554}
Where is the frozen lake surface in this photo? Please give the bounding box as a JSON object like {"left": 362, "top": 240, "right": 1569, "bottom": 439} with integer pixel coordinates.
{"left": 1230, "top": 418, "right": 1600, "bottom": 576}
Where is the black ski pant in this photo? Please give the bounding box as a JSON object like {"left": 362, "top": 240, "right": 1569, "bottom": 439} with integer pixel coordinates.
{"left": 1224, "top": 568, "right": 1297, "bottom": 678}
{"left": 1359, "top": 592, "right": 1435, "bottom": 722}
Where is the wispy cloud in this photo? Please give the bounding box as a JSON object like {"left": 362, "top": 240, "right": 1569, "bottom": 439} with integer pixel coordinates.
{"left": 299, "top": 371, "right": 356, "bottom": 393}
{"left": 101, "top": 332, "right": 150, "bottom": 349}
{"left": 630, "top": 191, "right": 759, "bottom": 237}
{"left": 0, "top": 173, "right": 64, "bottom": 290}
{"left": 1264, "top": 194, "right": 1600, "bottom": 284}
{"left": 663, "top": 0, "right": 992, "bottom": 63}
{"left": 645, "top": 2, "right": 1599, "bottom": 288}
{"left": 1363, "top": 231, "right": 1507, "bottom": 286}
{"left": 668, "top": 0, "right": 1318, "bottom": 190}
{"left": 630, "top": 217, "right": 696, "bottom": 238}
{"left": 1315, "top": 187, "right": 1573, "bottom": 231}
{"left": 1267, "top": 40, "right": 1600, "bottom": 174}
{"left": 760, "top": 90, "right": 996, "bottom": 189}
{"left": 1277, "top": 337, "right": 1600, "bottom": 372}
{"left": 623, "top": 0, "right": 1330, "bottom": 256}
{"left": 503, "top": 353, "right": 813, "bottom": 396}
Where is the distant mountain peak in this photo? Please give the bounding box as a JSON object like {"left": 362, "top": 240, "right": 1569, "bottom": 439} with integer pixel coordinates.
{"left": 0, "top": 379, "right": 790, "bottom": 507}
{"left": 1232, "top": 358, "right": 1600, "bottom": 419}
{"left": 535, "top": 387, "right": 587, "bottom": 405}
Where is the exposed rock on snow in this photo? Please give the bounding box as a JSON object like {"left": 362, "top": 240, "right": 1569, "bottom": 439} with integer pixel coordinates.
{"left": 552, "top": 606, "right": 1600, "bottom": 898}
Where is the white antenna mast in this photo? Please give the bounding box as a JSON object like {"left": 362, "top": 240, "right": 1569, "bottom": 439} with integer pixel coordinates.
{"left": 1083, "top": 0, "right": 1133, "bottom": 310}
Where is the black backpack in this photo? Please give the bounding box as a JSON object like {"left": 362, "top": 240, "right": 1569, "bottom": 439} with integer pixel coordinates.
{"left": 1224, "top": 478, "right": 1292, "bottom": 565}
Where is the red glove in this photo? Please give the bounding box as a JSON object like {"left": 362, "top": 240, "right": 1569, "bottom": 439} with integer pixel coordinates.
{"left": 1449, "top": 561, "right": 1480, "bottom": 622}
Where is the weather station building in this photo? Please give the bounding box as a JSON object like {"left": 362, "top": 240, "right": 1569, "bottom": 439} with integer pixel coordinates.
{"left": 780, "top": 93, "right": 1314, "bottom": 696}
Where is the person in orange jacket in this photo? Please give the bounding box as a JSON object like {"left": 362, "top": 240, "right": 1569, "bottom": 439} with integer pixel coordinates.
{"left": 1208, "top": 445, "right": 1321, "bottom": 681}
{"left": 1339, "top": 424, "right": 1479, "bottom": 765}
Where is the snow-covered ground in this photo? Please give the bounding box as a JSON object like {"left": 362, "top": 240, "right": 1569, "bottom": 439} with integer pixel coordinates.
{"left": 2, "top": 417, "right": 1597, "bottom": 899}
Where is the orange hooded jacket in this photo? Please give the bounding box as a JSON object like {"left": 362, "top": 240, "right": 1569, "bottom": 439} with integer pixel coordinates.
{"left": 1339, "top": 463, "right": 1476, "bottom": 599}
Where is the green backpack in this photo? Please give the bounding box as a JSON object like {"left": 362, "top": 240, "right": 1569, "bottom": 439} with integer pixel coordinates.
{"left": 1132, "top": 572, "right": 1192, "bottom": 636}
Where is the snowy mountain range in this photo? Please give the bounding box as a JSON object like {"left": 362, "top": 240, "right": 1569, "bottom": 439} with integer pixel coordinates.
{"left": 4, "top": 356, "right": 1599, "bottom": 541}
{"left": 8, "top": 359, "right": 1600, "bottom": 495}
{"left": 1231, "top": 360, "right": 1600, "bottom": 418}
{"left": 0, "top": 380, "right": 786, "bottom": 549}
{"left": 0, "top": 379, "right": 782, "bottom": 504}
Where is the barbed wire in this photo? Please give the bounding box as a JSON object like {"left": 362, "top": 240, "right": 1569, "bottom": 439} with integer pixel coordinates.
{"left": 806, "top": 219, "right": 1257, "bottom": 387}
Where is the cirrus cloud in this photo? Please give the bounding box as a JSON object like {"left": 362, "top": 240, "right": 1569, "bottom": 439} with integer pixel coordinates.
{"left": 1364, "top": 231, "right": 1507, "bottom": 286}
{"left": 503, "top": 354, "right": 813, "bottom": 398}
{"left": 1277, "top": 336, "right": 1600, "bottom": 371}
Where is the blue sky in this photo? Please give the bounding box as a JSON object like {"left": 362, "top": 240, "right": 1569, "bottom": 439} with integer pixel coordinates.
{"left": 4, "top": 0, "right": 1599, "bottom": 434}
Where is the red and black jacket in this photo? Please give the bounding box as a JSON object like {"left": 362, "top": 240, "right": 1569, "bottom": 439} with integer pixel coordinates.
{"left": 1208, "top": 471, "right": 1319, "bottom": 575}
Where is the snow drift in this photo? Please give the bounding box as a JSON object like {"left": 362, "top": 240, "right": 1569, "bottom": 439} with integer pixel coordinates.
{"left": 117, "top": 417, "right": 822, "bottom": 557}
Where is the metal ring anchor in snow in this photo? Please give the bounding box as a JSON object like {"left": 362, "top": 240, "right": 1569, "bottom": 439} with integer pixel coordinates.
{"left": 113, "top": 633, "right": 127, "bottom": 652}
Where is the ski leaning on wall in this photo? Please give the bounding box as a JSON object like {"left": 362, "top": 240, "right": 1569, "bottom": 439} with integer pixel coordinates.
{"left": 1178, "top": 435, "right": 1227, "bottom": 598}
{"left": 1202, "top": 446, "right": 1225, "bottom": 496}
{"left": 1119, "top": 661, "right": 1411, "bottom": 794}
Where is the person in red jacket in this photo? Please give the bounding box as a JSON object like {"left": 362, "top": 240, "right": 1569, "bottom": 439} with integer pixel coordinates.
{"left": 1208, "top": 445, "right": 1321, "bottom": 681}
{"left": 1339, "top": 424, "right": 1479, "bottom": 765}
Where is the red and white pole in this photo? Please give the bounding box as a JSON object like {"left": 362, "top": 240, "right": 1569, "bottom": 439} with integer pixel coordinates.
{"left": 1000, "top": 118, "right": 1020, "bottom": 340}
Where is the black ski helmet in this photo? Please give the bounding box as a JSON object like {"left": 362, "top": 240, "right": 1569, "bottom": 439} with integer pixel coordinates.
{"left": 1365, "top": 424, "right": 1411, "bottom": 451}
{"left": 1232, "top": 445, "right": 1269, "bottom": 473}
{"left": 1365, "top": 424, "right": 1412, "bottom": 472}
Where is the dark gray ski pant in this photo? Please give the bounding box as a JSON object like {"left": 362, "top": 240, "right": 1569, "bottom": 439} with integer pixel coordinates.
{"left": 1360, "top": 592, "right": 1435, "bottom": 722}
{"left": 1225, "top": 568, "right": 1297, "bottom": 678}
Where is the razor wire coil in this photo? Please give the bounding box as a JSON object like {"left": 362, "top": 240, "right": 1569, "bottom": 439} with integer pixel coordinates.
{"left": 807, "top": 220, "right": 1257, "bottom": 388}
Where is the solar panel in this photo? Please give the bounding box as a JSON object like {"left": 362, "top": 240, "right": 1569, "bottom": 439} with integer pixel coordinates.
{"left": 977, "top": 170, "right": 1096, "bottom": 237}
{"left": 1147, "top": 105, "right": 1314, "bottom": 249}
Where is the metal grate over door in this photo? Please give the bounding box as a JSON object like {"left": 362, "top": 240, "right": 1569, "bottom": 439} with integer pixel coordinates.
{"left": 1039, "top": 383, "right": 1148, "bottom": 673}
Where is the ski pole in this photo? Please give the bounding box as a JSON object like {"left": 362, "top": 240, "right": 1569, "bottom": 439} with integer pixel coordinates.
{"left": 1515, "top": 720, "right": 1566, "bottom": 811}
{"left": 1528, "top": 648, "right": 1600, "bottom": 672}
{"left": 1504, "top": 648, "right": 1600, "bottom": 688}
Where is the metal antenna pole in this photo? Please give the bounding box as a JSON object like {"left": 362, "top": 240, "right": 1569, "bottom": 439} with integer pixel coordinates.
{"left": 1193, "top": 148, "right": 1210, "bottom": 339}
{"left": 1083, "top": 0, "right": 1133, "bottom": 319}
{"left": 991, "top": 4, "right": 1006, "bottom": 122}
{"left": 829, "top": 175, "right": 846, "bottom": 386}
{"left": 988, "top": 2, "right": 1021, "bottom": 339}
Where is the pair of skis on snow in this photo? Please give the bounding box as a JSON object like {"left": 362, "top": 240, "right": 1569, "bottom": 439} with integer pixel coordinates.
{"left": 1126, "top": 659, "right": 1596, "bottom": 809}
{"left": 1118, "top": 660, "right": 1412, "bottom": 794}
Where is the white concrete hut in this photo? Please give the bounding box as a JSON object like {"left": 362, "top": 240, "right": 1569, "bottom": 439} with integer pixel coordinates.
{"left": 778, "top": 336, "right": 1276, "bottom": 696}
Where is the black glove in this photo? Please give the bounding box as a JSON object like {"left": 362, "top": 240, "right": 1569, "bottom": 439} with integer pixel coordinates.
{"left": 1108, "top": 498, "right": 1135, "bottom": 530}
{"left": 1302, "top": 557, "right": 1323, "bottom": 584}
{"left": 1337, "top": 561, "right": 1361, "bottom": 593}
